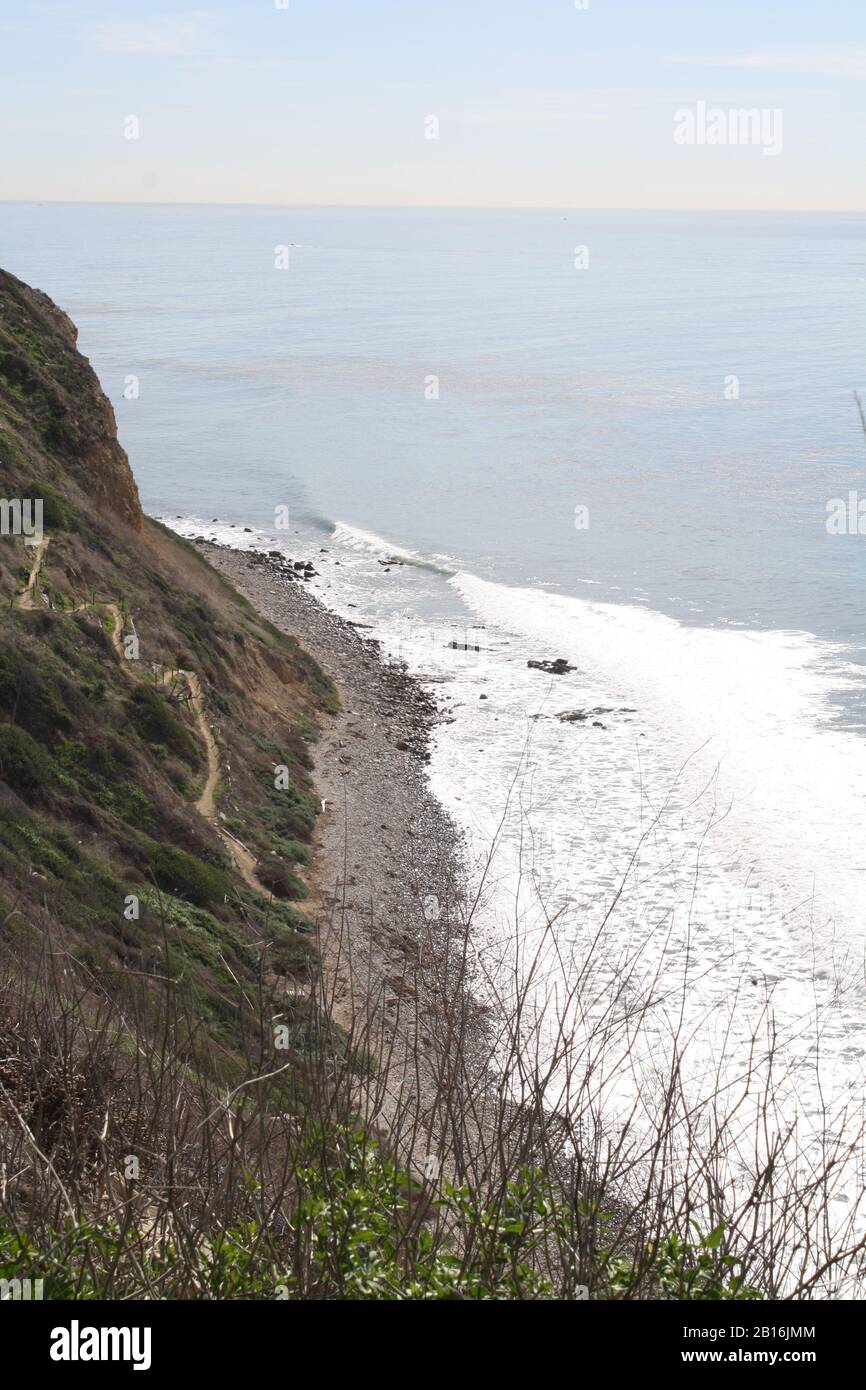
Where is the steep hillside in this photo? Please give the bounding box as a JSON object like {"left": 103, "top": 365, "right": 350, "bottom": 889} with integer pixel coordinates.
{"left": 0, "top": 266, "right": 340, "bottom": 1091}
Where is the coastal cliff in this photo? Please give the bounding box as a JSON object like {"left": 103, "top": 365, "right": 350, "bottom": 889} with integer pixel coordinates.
{"left": 0, "top": 267, "right": 340, "bottom": 1095}
{"left": 0, "top": 269, "right": 142, "bottom": 531}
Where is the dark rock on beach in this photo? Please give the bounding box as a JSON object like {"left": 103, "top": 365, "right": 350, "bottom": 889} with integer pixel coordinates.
{"left": 528, "top": 657, "right": 575, "bottom": 675}
{"left": 558, "top": 705, "right": 637, "bottom": 723}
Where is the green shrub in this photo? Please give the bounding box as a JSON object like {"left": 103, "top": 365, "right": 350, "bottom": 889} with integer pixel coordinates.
{"left": 147, "top": 843, "right": 231, "bottom": 907}
{"left": 0, "top": 810, "right": 80, "bottom": 880}
{"left": 129, "top": 686, "right": 199, "bottom": 765}
{"left": 272, "top": 837, "right": 310, "bottom": 866}
{"left": 0, "top": 722, "right": 52, "bottom": 796}
{"left": 266, "top": 780, "right": 318, "bottom": 842}
{"left": 267, "top": 933, "right": 316, "bottom": 977}
{"left": 26, "top": 478, "right": 73, "bottom": 531}
{"left": 255, "top": 857, "right": 307, "bottom": 901}
{"left": 112, "top": 782, "right": 154, "bottom": 827}
{"left": 599, "top": 1225, "right": 763, "bottom": 1301}
{"left": 0, "top": 647, "right": 72, "bottom": 741}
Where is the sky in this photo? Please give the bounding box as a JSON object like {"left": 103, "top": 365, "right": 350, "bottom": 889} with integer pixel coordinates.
{"left": 1, "top": 0, "right": 865, "bottom": 210}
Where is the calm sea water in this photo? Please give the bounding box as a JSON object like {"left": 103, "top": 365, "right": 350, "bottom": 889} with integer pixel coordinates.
{"left": 2, "top": 204, "right": 864, "bottom": 640}
{"left": 3, "top": 203, "right": 866, "bottom": 1212}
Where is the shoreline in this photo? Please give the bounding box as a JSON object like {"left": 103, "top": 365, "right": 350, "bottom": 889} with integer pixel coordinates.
{"left": 196, "top": 538, "right": 491, "bottom": 1165}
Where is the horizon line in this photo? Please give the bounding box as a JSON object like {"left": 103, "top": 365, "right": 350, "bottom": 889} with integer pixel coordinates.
{"left": 1, "top": 198, "right": 863, "bottom": 215}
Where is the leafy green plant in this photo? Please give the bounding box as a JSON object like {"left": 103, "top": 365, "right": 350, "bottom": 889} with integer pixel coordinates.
{"left": 600, "top": 1224, "right": 763, "bottom": 1301}
{"left": 146, "top": 842, "right": 232, "bottom": 908}
{"left": 0, "top": 722, "right": 53, "bottom": 795}
{"left": 129, "top": 685, "right": 200, "bottom": 766}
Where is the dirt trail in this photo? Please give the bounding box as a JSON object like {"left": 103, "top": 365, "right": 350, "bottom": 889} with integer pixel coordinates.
{"left": 17, "top": 537, "right": 48, "bottom": 610}
{"left": 14, "top": 538, "right": 272, "bottom": 900}
{"left": 106, "top": 603, "right": 126, "bottom": 660}
{"left": 184, "top": 669, "right": 265, "bottom": 893}
{"left": 219, "top": 826, "right": 267, "bottom": 895}
{"left": 175, "top": 672, "right": 215, "bottom": 818}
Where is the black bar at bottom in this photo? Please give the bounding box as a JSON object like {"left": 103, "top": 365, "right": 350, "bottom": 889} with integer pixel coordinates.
{"left": 3, "top": 1296, "right": 854, "bottom": 1376}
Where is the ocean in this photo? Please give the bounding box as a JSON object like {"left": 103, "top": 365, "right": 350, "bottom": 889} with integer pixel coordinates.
{"left": 3, "top": 202, "right": 866, "bottom": 1210}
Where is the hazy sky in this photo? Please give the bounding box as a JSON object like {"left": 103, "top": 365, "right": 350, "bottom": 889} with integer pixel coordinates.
{"left": 2, "top": 0, "right": 865, "bottom": 209}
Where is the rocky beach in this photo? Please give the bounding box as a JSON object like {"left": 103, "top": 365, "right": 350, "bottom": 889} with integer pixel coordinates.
{"left": 195, "top": 538, "right": 491, "bottom": 1169}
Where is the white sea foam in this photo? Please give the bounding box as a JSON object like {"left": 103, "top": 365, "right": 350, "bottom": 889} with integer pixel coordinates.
{"left": 447, "top": 572, "right": 866, "bottom": 955}
{"left": 160, "top": 514, "right": 274, "bottom": 552}
{"left": 410, "top": 573, "right": 866, "bottom": 1160}
{"left": 331, "top": 521, "right": 421, "bottom": 563}
{"left": 162, "top": 511, "right": 866, "bottom": 1219}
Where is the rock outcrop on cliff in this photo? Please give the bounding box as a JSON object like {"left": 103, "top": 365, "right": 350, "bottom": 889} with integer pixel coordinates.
{"left": 0, "top": 268, "right": 143, "bottom": 531}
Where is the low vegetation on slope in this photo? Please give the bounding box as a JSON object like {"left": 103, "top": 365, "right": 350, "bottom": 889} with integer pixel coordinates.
{"left": 0, "top": 266, "right": 348, "bottom": 1117}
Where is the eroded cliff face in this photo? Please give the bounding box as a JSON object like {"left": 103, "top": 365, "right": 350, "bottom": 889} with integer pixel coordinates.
{"left": 0, "top": 266, "right": 338, "bottom": 1103}
{"left": 0, "top": 268, "right": 143, "bottom": 531}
